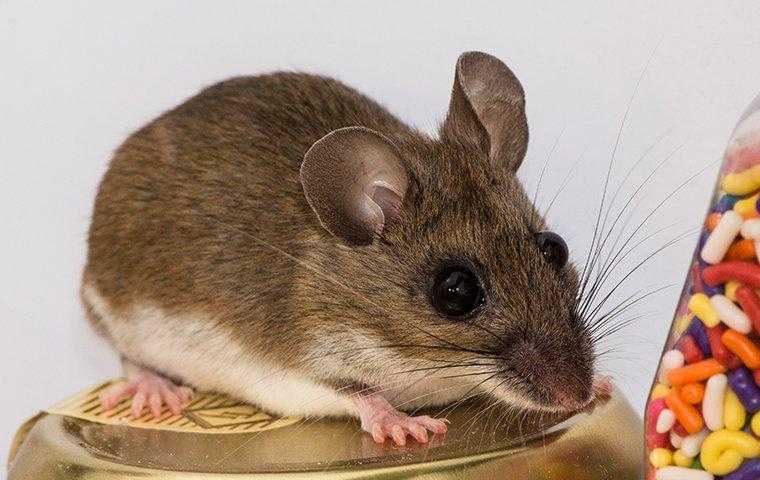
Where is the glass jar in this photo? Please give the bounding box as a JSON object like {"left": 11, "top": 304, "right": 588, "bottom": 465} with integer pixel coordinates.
{"left": 646, "top": 93, "right": 760, "bottom": 480}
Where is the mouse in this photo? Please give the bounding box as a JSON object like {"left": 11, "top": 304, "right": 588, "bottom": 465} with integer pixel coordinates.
{"left": 81, "top": 51, "right": 608, "bottom": 446}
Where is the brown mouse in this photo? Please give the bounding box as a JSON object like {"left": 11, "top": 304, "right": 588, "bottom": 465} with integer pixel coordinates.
{"left": 82, "top": 51, "right": 603, "bottom": 446}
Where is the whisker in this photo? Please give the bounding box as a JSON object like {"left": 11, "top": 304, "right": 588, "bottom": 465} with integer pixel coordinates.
{"left": 440, "top": 370, "right": 502, "bottom": 380}
{"left": 531, "top": 125, "right": 566, "bottom": 227}
{"left": 582, "top": 228, "right": 695, "bottom": 325}
{"left": 578, "top": 142, "right": 686, "bottom": 313}
{"left": 390, "top": 362, "right": 495, "bottom": 376}
{"left": 577, "top": 159, "right": 716, "bottom": 317}
{"left": 542, "top": 142, "right": 590, "bottom": 219}
{"left": 579, "top": 217, "right": 688, "bottom": 318}
{"left": 576, "top": 42, "right": 658, "bottom": 308}
{"left": 191, "top": 210, "right": 500, "bottom": 359}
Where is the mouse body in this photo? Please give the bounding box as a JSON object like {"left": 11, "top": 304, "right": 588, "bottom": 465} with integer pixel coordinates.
{"left": 82, "top": 52, "right": 598, "bottom": 445}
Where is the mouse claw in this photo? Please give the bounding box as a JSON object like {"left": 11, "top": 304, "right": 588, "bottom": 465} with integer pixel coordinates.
{"left": 592, "top": 374, "right": 613, "bottom": 398}
{"left": 368, "top": 413, "right": 447, "bottom": 446}
{"left": 576, "top": 375, "right": 614, "bottom": 414}
{"left": 100, "top": 364, "right": 193, "bottom": 419}
{"left": 354, "top": 394, "right": 448, "bottom": 446}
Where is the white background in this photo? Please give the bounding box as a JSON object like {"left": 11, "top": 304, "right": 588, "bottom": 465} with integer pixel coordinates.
{"left": 2, "top": 0, "right": 760, "bottom": 464}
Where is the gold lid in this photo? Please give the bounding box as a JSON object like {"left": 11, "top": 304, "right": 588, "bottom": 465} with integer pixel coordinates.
{"left": 8, "top": 381, "right": 643, "bottom": 479}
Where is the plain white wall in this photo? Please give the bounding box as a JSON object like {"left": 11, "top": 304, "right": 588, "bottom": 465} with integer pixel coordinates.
{"left": 2, "top": 0, "right": 760, "bottom": 464}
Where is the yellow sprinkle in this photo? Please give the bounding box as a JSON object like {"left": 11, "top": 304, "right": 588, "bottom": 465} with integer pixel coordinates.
{"left": 723, "top": 164, "right": 760, "bottom": 195}
{"left": 726, "top": 281, "right": 741, "bottom": 302}
{"left": 651, "top": 383, "right": 670, "bottom": 400}
{"left": 674, "top": 313, "right": 693, "bottom": 335}
{"left": 725, "top": 388, "right": 747, "bottom": 431}
{"left": 688, "top": 294, "right": 720, "bottom": 327}
{"left": 734, "top": 193, "right": 760, "bottom": 218}
{"left": 752, "top": 411, "right": 760, "bottom": 436}
{"left": 700, "top": 429, "right": 760, "bottom": 475}
{"left": 672, "top": 450, "right": 693, "bottom": 467}
{"left": 649, "top": 447, "right": 673, "bottom": 468}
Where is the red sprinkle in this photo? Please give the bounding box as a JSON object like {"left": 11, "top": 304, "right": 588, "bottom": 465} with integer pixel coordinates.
{"left": 676, "top": 334, "right": 704, "bottom": 364}
{"left": 707, "top": 324, "right": 743, "bottom": 369}
{"left": 672, "top": 421, "right": 689, "bottom": 437}
{"left": 645, "top": 397, "right": 669, "bottom": 449}
{"left": 703, "top": 261, "right": 760, "bottom": 288}
{"left": 737, "top": 285, "right": 760, "bottom": 334}
{"left": 645, "top": 467, "right": 656, "bottom": 480}
{"left": 754, "top": 369, "right": 760, "bottom": 387}
{"left": 690, "top": 261, "right": 705, "bottom": 294}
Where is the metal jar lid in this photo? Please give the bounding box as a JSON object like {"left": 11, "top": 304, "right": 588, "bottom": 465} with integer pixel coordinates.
{"left": 7, "top": 381, "right": 643, "bottom": 479}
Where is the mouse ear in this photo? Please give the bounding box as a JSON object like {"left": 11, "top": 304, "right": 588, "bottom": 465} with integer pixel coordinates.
{"left": 441, "top": 51, "right": 529, "bottom": 173}
{"left": 300, "top": 126, "right": 408, "bottom": 246}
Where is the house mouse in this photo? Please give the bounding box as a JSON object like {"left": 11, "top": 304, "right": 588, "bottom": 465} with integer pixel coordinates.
{"left": 82, "top": 51, "right": 608, "bottom": 446}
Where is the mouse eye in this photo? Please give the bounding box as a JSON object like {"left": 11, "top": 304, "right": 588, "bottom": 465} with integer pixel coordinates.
{"left": 432, "top": 266, "right": 485, "bottom": 318}
{"left": 536, "top": 231, "right": 569, "bottom": 268}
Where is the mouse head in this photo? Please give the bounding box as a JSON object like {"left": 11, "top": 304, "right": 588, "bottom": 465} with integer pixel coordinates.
{"left": 300, "top": 52, "right": 594, "bottom": 412}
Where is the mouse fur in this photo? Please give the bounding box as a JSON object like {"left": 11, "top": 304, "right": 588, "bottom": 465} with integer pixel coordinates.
{"left": 82, "top": 52, "right": 595, "bottom": 421}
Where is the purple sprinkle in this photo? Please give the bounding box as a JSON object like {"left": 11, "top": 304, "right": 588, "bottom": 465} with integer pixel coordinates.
{"left": 687, "top": 319, "right": 712, "bottom": 357}
{"left": 713, "top": 194, "right": 739, "bottom": 213}
{"left": 703, "top": 284, "right": 725, "bottom": 296}
{"left": 728, "top": 367, "right": 760, "bottom": 413}
{"left": 698, "top": 230, "right": 710, "bottom": 250}
{"left": 724, "top": 458, "right": 760, "bottom": 480}
{"left": 697, "top": 230, "right": 710, "bottom": 267}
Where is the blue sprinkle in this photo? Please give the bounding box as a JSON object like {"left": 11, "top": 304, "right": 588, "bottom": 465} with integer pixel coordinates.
{"left": 714, "top": 194, "right": 739, "bottom": 213}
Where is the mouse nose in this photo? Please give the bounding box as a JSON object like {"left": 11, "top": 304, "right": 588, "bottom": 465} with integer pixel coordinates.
{"left": 547, "top": 380, "right": 592, "bottom": 411}
{"left": 507, "top": 341, "right": 594, "bottom": 411}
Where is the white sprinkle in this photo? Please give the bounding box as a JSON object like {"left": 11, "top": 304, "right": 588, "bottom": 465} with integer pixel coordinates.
{"left": 656, "top": 408, "right": 677, "bottom": 434}
{"left": 659, "top": 349, "right": 685, "bottom": 385}
{"left": 702, "top": 374, "right": 727, "bottom": 431}
{"left": 710, "top": 294, "right": 752, "bottom": 334}
{"left": 670, "top": 431, "right": 683, "bottom": 449}
{"left": 680, "top": 429, "right": 708, "bottom": 458}
{"left": 701, "top": 210, "right": 743, "bottom": 264}
{"left": 741, "top": 218, "right": 760, "bottom": 240}
{"left": 655, "top": 466, "right": 713, "bottom": 480}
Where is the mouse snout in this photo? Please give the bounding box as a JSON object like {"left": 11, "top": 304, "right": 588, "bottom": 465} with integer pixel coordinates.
{"left": 543, "top": 373, "right": 593, "bottom": 411}
{"left": 507, "top": 340, "right": 594, "bottom": 411}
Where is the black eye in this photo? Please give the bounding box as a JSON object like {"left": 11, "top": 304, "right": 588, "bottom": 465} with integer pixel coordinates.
{"left": 432, "top": 266, "right": 485, "bottom": 318}
{"left": 536, "top": 231, "right": 568, "bottom": 268}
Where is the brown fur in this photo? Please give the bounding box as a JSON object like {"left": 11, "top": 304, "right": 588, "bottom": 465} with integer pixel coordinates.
{"left": 83, "top": 54, "right": 593, "bottom": 411}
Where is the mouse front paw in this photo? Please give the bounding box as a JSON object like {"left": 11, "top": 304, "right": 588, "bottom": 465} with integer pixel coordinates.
{"left": 354, "top": 395, "right": 447, "bottom": 446}
{"left": 100, "top": 362, "right": 193, "bottom": 418}
{"left": 592, "top": 374, "right": 613, "bottom": 398}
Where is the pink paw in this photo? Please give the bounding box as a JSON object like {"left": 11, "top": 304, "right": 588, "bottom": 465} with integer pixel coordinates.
{"left": 100, "top": 370, "right": 193, "bottom": 418}
{"left": 354, "top": 394, "right": 447, "bottom": 446}
{"left": 366, "top": 412, "right": 448, "bottom": 446}
{"left": 593, "top": 374, "right": 613, "bottom": 398}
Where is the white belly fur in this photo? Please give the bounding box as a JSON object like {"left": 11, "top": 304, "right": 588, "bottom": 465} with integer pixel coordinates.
{"left": 82, "top": 283, "right": 478, "bottom": 418}
{"left": 82, "top": 283, "right": 357, "bottom": 418}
